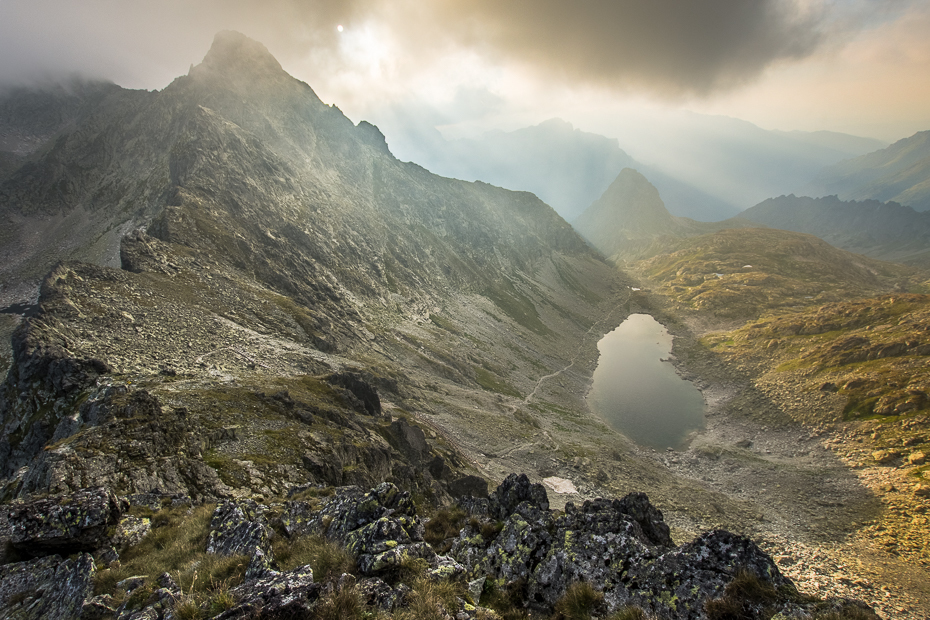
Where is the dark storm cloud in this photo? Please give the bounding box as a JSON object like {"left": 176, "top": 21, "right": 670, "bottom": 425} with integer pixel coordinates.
{"left": 0, "top": 0, "right": 896, "bottom": 97}
{"left": 422, "top": 0, "right": 829, "bottom": 95}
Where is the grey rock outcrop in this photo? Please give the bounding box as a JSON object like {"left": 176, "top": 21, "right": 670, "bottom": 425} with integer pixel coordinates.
{"left": 309, "top": 482, "right": 417, "bottom": 543}
{"left": 451, "top": 476, "right": 799, "bottom": 618}
{"left": 8, "top": 487, "right": 124, "bottom": 557}
{"left": 206, "top": 499, "right": 273, "bottom": 558}
{"left": 218, "top": 565, "right": 320, "bottom": 619}
{"left": 345, "top": 515, "right": 434, "bottom": 575}
{"left": 0, "top": 553, "right": 94, "bottom": 620}
{"left": 488, "top": 472, "right": 549, "bottom": 519}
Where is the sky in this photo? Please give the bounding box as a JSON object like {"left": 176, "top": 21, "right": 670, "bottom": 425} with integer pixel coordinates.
{"left": 1, "top": 0, "right": 928, "bottom": 145}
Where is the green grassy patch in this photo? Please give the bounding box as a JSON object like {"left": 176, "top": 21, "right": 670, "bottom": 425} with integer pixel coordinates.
{"left": 483, "top": 279, "right": 552, "bottom": 336}
{"left": 474, "top": 366, "right": 522, "bottom": 398}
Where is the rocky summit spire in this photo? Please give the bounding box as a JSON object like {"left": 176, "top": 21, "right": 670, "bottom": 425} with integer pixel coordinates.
{"left": 573, "top": 167, "right": 679, "bottom": 257}
{"left": 191, "top": 30, "right": 285, "bottom": 80}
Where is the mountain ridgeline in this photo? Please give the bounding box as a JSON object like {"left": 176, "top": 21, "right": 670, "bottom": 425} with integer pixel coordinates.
{"left": 0, "top": 29, "right": 630, "bottom": 494}
{"left": 741, "top": 194, "right": 930, "bottom": 266}
{"left": 803, "top": 130, "right": 930, "bottom": 211}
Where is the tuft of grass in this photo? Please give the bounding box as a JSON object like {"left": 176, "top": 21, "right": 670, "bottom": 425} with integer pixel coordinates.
{"left": 311, "top": 584, "right": 372, "bottom": 620}
{"left": 553, "top": 581, "right": 604, "bottom": 620}
{"left": 288, "top": 486, "right": 335, "bottom": 502}
{"left": 271, "top": 534, "right": 357, "bottom": 578}
{"left": 93, "top": 503, "right": 249, "bottom": 618}
{"left": 394, "top": 576, "right": 467, "bottom": 620}
{"left": 704, "top": 570, "right": 780, "bottom": 620}
{"left": 424, "top": 506, "right": 468, "bottom": 552}
{"left": 385, "top": 555, "right": 431, "bottom": 585}
{"left": 171, "top": 597, "right": 203, "bottom": 620}
{"left": 481, "top": 521, "right": 505, "bottom": 541}
{"left": 481, "top": 578, "right": 529, "bottom": 620}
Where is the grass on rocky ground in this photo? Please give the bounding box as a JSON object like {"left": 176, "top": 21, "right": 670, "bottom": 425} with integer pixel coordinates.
{"left": 423, "top": 505, "right": 468, "bottom": 553}
{"left": 93, "top": 504, "right": 247, "bottom": 615}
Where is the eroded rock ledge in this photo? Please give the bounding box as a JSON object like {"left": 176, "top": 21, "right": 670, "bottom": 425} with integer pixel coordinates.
{"left": 0, "top": 475, "right": 877, "bottom": 620}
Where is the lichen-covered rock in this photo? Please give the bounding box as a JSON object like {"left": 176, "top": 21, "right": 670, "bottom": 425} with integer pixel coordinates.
{"left": 472, "top": 501, "right": 554, "bottom": 586}
{"left": 612, "top": 492, "right": 674, "bottom": 548}
{"left": 126, "top": 492, "right": 192, "bottom": 512}
{"left": 616, "top": 529, "right": 792, "bottom": 619}
{"left": 206, "top": 499, "right": 273, "bottom": 558}
{"left": 217, "top": 565, "right": 319, "bottom": 619}
{"left": 357, "top": 576, "right": 411, "bottom": 610}
{"left": 0, "top": 553, "right": 94, "bottom": 620}
{"left": 345, "top": 515, "right": 434, "bottom": 575}
{"left": 81, "top": 594, "right": 118, "bottom": 620}
{"left": 113, "top": 515, "right": 152, "bottom": 550}
{"left": 111, "top": 572, "right": 181, "bottom": 620}
{"left": 528, "top": 497, "right": 664, "bottom": 608}
{"left": 457, "top": 495, "right": 491, "bottom": 517}
{"left": 429, "top": 554, "right": 467, "bottom": 581}
{"left": 9, "top": 487, "right": 125, "bottom": 557}
{"left": 452, "top": 479, "right": 792, "bottom": 619}
{"left": 278, "top": 499, "right": 314, "bottom": 538}
{"left": 244, "top": 547, "right": 276, "bottom": 581}
{"left": 488, "top": 473, "right": 549, "bottom": 519}
{"left": 309, "top": 482, "right": 417, "bottom": 543}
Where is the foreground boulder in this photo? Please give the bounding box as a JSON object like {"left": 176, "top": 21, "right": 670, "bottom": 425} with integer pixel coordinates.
{"left": 0, "top": 553, "right": 94, "bottom": 620}
{"left": 8, "top": 487, "right": 124, "bottom": 557}
{"left": 218, "top": 565, "right": 320, "bottom": 619}
{"left": 452, "top": 474, "right": 805, "bottom": 619}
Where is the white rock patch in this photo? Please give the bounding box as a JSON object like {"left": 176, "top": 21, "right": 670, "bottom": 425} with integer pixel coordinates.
{"left": 543, "top": 476, "right": 577, "bottom": 494}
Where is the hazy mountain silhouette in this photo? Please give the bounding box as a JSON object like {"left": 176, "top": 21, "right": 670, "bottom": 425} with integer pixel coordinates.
{"left": 378, "top": 110, "right": 886, "bottom": 222}
{"left": 802, "top": 131, "right": 930, "bottom": 211}
{"left": 741, "top": 194, "right": 930, "bottom": 265}
{"left": 377, "top": 117, "right": 743, "bottom": 222}
{"left": 572, "top": 168, "right": 748, "bottom": 260}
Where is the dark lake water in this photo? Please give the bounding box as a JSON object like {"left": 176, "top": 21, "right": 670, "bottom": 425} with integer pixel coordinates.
{"left": 588, "top": 314, "right": 705, "bottom": 450}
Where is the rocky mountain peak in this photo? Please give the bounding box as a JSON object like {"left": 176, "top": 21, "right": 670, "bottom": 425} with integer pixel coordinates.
{"left": 194, "top": 30, "right": 284, "bottom": 78}
{"left": 573, "top": 167, "right": 680, "bottom": 257}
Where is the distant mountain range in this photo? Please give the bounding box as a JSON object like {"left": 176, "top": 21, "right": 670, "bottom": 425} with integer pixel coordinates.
{"left": 740, "top": 195, "right": 930, "bottom": 266}
{"left": 376, "top": 117, "right": 740, "bottom": 222}
{"left": 572, "top": 168, "right": 750, "bottom": 260}
{"left": 376, "top": 111, "right": 887, "bottom": 223}
{"left": 802, "top": 131, "right": 930, "bottom": 211}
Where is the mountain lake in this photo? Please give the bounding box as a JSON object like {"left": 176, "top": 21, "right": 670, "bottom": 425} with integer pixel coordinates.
{"left": 588, "top": 313, "right": 705, "bottom": 450}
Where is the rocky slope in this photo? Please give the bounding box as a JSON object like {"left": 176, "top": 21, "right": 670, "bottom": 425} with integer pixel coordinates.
{"left": 630, "top": 227, "right": 921, "bottom": 319}
{"left": 0, "top": 31, "right": 636, "bottom": 503}
{"left": 0, "top": 477, "right": 878, "bottom": 619}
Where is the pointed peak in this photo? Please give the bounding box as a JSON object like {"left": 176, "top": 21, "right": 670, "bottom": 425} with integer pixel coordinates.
{"left": 610, "top": 167, "right": 651, "bottom": 186}
{"left": 198, "top": 31, "right": 284, "bottom": 77}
